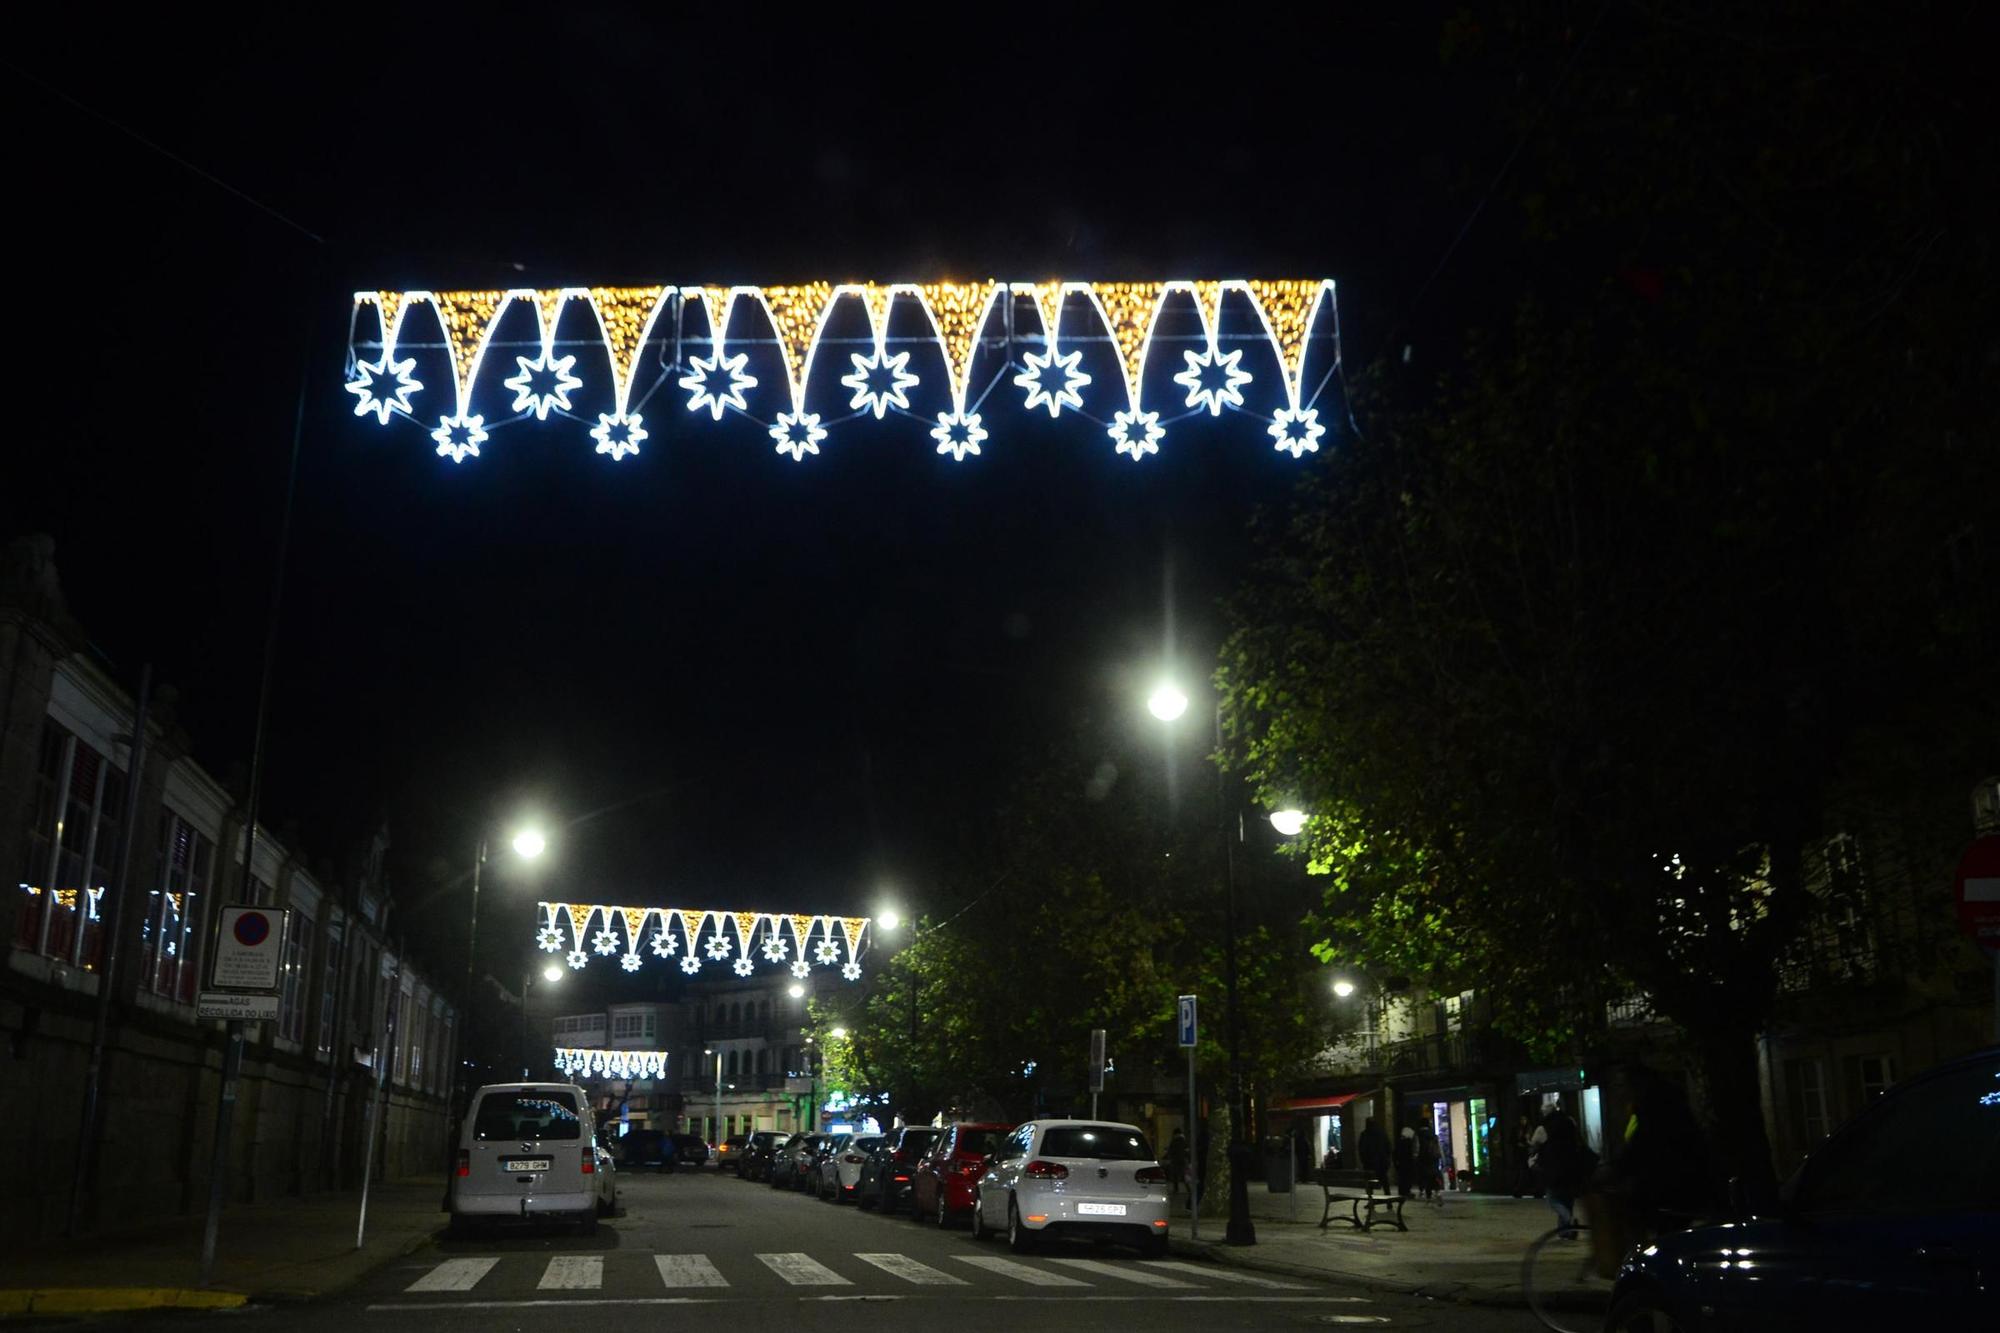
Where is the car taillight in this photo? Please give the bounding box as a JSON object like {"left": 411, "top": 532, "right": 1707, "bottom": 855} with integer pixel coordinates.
{"left": 843, "top": 1154, "right": 864, "bottom": 1164}
{"left": 893, "top": 1174, "right": 909, "bottom": 1182}
{"left": 956, "top": 1159, "right": 983, "bottom": 1178}
{"left": 455, "top": 1150, "right": 469, "bottom": 1178}
{"left": 1135, "top": 1166, "right": 1167, "bottom": 1185}
{"left": 1023, "top": 1160, "right": 1068, "bottom": 1180}
{"left": 581, "top": 1148, "right": 594, "bottom": 1174}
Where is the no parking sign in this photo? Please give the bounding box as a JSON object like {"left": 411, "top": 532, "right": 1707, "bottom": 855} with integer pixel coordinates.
{"left": 209, "top": 905, "right": 288, "bottom": 990}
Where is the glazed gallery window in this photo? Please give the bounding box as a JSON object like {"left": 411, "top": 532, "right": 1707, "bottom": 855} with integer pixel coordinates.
{"left": 137, "top": 812, "right": 215, "bottom": 1004}
{"left": 14, "top": 719, "right": 128, "bottom": 971}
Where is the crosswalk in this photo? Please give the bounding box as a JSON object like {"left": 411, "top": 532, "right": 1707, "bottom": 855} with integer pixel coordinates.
{"left": 383, "top": 1250, "right": 1335, "bottom": 1303}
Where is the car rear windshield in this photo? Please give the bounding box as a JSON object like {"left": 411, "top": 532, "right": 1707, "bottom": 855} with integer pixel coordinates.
{"left": 898, "top": 1129, "right": 938, "bottom": 1151}
{"left": 1041, "top": 1127, "right": 1153, "bottom": 1160}
{"left": 953, "top": 1129, "right": 1007, "bottom": 1156}
{"left": 473, "top": 1090, "right": 582, "bottom": 1141}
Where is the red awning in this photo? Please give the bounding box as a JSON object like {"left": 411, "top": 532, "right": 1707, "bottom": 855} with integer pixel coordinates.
{"left": 1270, "top": 1092, "right": 1364, "bottom": 1113}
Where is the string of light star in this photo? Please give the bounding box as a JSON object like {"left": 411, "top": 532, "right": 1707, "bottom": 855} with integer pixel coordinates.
{"left": 536, "top": 902, "right": 873, "bottom": 980}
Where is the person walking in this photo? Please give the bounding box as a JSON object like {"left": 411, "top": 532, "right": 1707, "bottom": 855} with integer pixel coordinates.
{"left": 1511, "top": 1112, "right": 1541, "bottom": 1198}
{"left": 1415, "top": 1124, "right": 1444, "bottom": 1206}
{"left": 1393, "top": 1123, "right": 1418, "bottom": 1199}
{"left": 1165, "top": 1127, "right": 1191, "bottom": 1202}
{"left": 1530, "top": 1103, "right": 1594, "bottom": 1234}
{"left": 1358, "top": 1118, "right": 1391, "bottom": 1190}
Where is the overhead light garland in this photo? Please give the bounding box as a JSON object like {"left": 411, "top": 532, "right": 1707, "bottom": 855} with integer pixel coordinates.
{"left": 537, "top": 902, "right": 872, "bottom": 979}
{"left": 346, "top": 278, "right": 1341, "bottom": 463}
{"left": 553, "top": 1047, "right": 670, "bottom": 1081}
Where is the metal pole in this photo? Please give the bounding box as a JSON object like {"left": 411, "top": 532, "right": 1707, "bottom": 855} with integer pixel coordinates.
{"left": 1217, "top": 706, "right": 1255, "bottom": 1246}
{"left": 520, "top": 971, "right": 530, "bottom": 1079}
{"left": 1186, "top": 1042, "right": 1199, "bottom": 1239}
{"left": 356, "top": 954, "right": 401, "bottom": 1249}
{"left": 712, "top": 1052, "right": 722, "bottom": 1154}
{"left": 68, "top": 664, "right": 151, "bottom": 1234}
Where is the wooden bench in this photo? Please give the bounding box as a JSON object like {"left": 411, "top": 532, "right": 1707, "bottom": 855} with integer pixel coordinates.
{"left": 1315, "top": 1168, "right": 1408, "bottom": 1232}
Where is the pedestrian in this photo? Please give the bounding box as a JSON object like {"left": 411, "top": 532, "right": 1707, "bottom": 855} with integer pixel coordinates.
{"left": 1529, "top": 1103, "right": 1595, "bottom": 1234}
{"left": 1511, "top": 1113, "right": 1541, "bottom": 1198}
{"left": 1415, "top": 1124, "right": 1444, "bottom": 1206}
{"left": 1165, "top": 1128, "right": 1190, "bottom": 1201}
{"left": 1358, "top": 1118, "right": 1391, "bottom": 1190}
{"left": 1393, "top": 1123, "right": 1418, "bottom": 1199}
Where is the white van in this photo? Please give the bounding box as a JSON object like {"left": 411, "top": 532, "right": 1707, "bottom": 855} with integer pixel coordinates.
{"left": 450, "top": 1082, "right": 613, "bottom": 1234}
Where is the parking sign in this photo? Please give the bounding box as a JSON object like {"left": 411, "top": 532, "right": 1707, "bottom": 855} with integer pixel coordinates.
{"left": 1177, "top": 994, "right": 1198, "bottom": 1048}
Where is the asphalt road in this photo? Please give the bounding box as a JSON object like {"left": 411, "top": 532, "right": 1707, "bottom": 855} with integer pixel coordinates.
{"left": 102, "top": 1168, "right": 1542, "bottom": 1332}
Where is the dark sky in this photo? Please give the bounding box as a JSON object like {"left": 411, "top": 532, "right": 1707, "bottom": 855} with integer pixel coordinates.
{"left": 5, "top": 7, "right": 1503, "bottom": 971}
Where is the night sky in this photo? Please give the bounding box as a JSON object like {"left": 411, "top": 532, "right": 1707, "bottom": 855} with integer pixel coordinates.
{"left": 6, "top": 8, "right": 1500, "bottom": 975}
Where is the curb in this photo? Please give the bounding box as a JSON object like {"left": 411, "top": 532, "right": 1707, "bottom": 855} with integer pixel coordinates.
{"left": 0, "top": 1288, "right": 249, "bottom": 1316}
{"left": 245, "top": 1221, "right": 448, "bottom": 1304}
{"left": 1167, "top": 1235, "right": 1609, "bottom": 1313}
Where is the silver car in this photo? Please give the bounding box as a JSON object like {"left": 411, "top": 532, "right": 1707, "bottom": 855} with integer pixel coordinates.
{"left": 973, "top": 1119, "right": 1169, "bottom": 1256}
{"left": 817, "top": 1133, "right": 884, "bottom": 1202}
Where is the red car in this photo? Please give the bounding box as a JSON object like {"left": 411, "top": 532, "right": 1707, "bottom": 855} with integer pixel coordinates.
{"left": 910, "top": 1121, "right": 1012, "bottom": 1228}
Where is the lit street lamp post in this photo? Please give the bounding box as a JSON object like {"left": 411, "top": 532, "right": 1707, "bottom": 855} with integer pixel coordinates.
{"left": 876, "top": 909, "right": 922, "bottom": 1126}
{"left": 459, "top": 826, "right": 545, "bottom": 1105}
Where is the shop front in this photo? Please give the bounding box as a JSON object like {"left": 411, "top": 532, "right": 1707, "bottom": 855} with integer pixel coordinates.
{"left": 1401, "top": 1083, "right": 1500, "bottom": 1191}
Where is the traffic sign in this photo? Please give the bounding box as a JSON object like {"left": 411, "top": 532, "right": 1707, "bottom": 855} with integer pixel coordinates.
{"left": 1954, "top": 835, "right": 2000, "bottom": 953}
{"left": 196, "top": 991, "right": 280, "bottom": 1021}
{"left": 210, "top": 906, "right": 287, "bottom": 990}
{"left": 1177, "top": 994, "right": 1198, "bottom": 1048}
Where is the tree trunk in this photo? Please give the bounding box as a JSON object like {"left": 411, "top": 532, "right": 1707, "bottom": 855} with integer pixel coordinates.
{"left": 1200, "top": 1104, "right": 1232, "bottom": 1219}
{"left": 1686, "top": 1024, "right": 1778, "bottom": 1212}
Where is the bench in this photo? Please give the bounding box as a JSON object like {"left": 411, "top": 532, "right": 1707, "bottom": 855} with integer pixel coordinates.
{"left": 1315, "top": 1168, "right": 1407, "bottom": 1232}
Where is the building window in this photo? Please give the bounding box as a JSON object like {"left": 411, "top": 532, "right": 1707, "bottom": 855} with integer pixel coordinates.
{"left": 1852, "top": 1054, "right": 1897, "bottom": 1107}
{"left": 316, "top": 923, "right": 343, "bottom": 1058}
{"left": 278, "top": 909, "right": 315, "bottom": 1044}
{"left": 140, "top": 813, "right": 214, "bottom": 1003}
{"left": 1785, "top": 1057, "right": 1830, "bottom": 1147}
{"left": 13, "top": 720, "right": 127, "bottom": 970}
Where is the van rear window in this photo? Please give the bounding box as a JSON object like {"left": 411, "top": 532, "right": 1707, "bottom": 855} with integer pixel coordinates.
{"left": 474, "top": 1090, "right": 583, "bottom": 1141}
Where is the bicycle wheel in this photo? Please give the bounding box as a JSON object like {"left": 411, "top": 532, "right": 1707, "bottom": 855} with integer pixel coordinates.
{"left": 1522, "top": 1223, "right": 1602, "bottom": 1333}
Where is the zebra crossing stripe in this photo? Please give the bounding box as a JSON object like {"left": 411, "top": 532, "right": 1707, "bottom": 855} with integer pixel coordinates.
{"left": 853, "top": 1253, "right": 968, "bottom": 1285}
{"left": 953, "top": 1255, "right": 1091, "bottom": 1287}
{"left": 1139, "top": 1260, "right": 1308, "bottom": 1288}
{"left": 538, "top": 1256, "right": 603, "bottom": 1289}
{"left": 654, "top": 1254, "right": 729, "bottom": 1287}
{"left": 757, "top": 1252, "right": 852, "bottom": 1286}
{"left": 1044, "top": 1257, "right": 1197, "bottom": 1287}
{"left": 405, "top": 1257, "right": 499, "bottom": 1292}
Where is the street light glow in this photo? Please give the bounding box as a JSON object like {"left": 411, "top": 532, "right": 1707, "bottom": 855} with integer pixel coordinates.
{"left": 830, "top": 1027, "right": 848, "bottom": 1039}
{"left": 877, "top": 908, "right": 901, "bottom": 931}
{"left": 1270, "top": 808, "right": 1307, "bottom": 837}
{"left": 1332, "top": 979, "right": 1356, "bottom": 998}
{"left": 788, "top": 983, "right": 806, "bottom": 998}
{"left": 512, "top": 828, "right": 547, "bottom": 859}
{"left": 1147, "top": 682, "right": 1190, "bottom": 722}
{"left": 542, "top": 964, "right": 563, "bottom": 982}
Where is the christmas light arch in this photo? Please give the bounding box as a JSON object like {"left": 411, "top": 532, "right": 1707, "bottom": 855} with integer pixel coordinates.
{"left": 537, "top": 901, "right": 873, "bottom": 981}
{"left": 346, "top": 278, "right": 1342, "bottom": 465}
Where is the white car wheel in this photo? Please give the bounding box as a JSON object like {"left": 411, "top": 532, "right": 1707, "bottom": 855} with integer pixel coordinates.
{"left": 971, "top": 1194, "right": 989, "bottom": 1240}
{"left": 1007, "top": 1196, "right": 1034, "bottom": 1254}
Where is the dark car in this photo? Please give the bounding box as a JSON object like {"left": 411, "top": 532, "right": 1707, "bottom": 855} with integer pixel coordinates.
{"left": 768, "top": 1133, "right": 820, "bottom": 1189}
{"left": 797, "top": 1133, "right": 838, "bottom": 1191}
{"left": 911, "top": 1122, "right": 1013, "bottom": 1227}
{"left": 1603, "top": 1046, "right": 1999, "bottom": 1332}
{"left": 739, "top": 1130, "right": 783, "bottom": 1180}
{"left": 862, "top": 1125, "right": 939, "bottom": 1213}
{"left": 670, "top": 1132, "right": 711, "bottom": 1170}
{"left": 617, "top": 1127, "right": 676, "bottom": 1172}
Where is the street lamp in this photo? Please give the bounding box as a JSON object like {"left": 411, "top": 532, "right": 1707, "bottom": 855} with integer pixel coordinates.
{"left": 1332, "top": 979, "right": 1357, "bottom": 999}
{"left": 1269, "top": 808, "right": 1307, "bottom": 837}
{"left": 520, "top": 964, "right": 561, "bottom": 1078}
{"left": 705, "top": 1048, "right": 721, "bottom": 1153}
{"left": 830, "top": 1026, "right": 848, "bottom": 1040}
{"left": 787, "top": 982, "right": 805, "bottom": 999}
{"left": 878, "top": 908, "right": 924, "bottom": 1127}
{"left": 1149, "top": 678, "right": 1256, "bottom": 1246}
{"left": 462, "top": 824, "right": 547, "bottom": 1097}
{"left": 543, "top": 963, "right": 564, "bottom": 983}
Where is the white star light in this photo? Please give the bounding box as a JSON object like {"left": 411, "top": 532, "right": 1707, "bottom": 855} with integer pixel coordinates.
{"left": 503, "top": 350, "right": 582, "bottom": 421}
{"left": 536, "top": 927, "right": 563, "bottom": 952}
{"left": 841, "top": 349, "right": 919, "bottom": 419}
{"left": 929, "top": 410, "right": 987, "bottom": 462}
{"left": 620, "top": 953, "right": 642, "bottom": 973}
{"left": 813, "top": 940, "right": 840, "bottom": 965}
{"left": 678, "top": 350, "right": 757, "bottom": 421}
{"left": 732, "top": 958, "right": 755, "bottom": 977}
{"left": 1173, "top": 347, "right": 1253, "bottom": 416}
{"left": 566, "top": 949, "right": 588, "bottom": 970}
{"left": 346, "top": 354, "right": 422, "bottom": 425}
{"left": 1109, "top": 408, "right": 1165, "bottom": 460}
{"left": 592, "top": 929, "right": 620, "bottom": 956}
{"left": 591, "top": 411, "right": 648, "bottom": 461}
{"left": 841, "top": 962, "right": 862, "bottom": 981}
{"left": 770, "top": 411, "right": 827, "bottom": 461}
{"left": 651, "top": 929, "right": 678, "bottom": 957}
{"left": 704, "top": 935, "right": 733, "bottom": 960}
{"left": 679, "top": 955, "right": 702, "bottom": 974}
{"left": 431, "top": 413, "right": 488, "bottom": 463}
{"left": 762, "top": 937, "right": 790, "bottom": 962}
{"left": 790, "top": 960, "right": 812, "bottom": 978}
{"left": 1268, "top": 405, "right": 1327, "bottom": 459}
{"left": 1013, "top": 348, "right": 1090, "bottom": 418}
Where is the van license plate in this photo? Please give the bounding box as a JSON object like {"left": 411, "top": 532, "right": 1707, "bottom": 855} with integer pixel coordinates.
{"left": 503, "top": 1158, "right": 551, "bottom": 1171}
{"left": 1077, "top": 1203, "right": 1127, "bottom": 1215}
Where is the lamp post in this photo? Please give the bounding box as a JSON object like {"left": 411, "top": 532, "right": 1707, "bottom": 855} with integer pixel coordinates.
{"left": 1148, "top": 678, "right": 1261, "bottom": 1246}
{"left": 876, "top": 908, "right": 921, "bottom": 1126}
{"left": 704, "top": 1048, "right": 721, "bottom": 1151}
{"left": 463, "top": 828, "right": 546, "bottom": 1064}
{"left": 521, "top": 963, "right": 562, "bottom": 1078}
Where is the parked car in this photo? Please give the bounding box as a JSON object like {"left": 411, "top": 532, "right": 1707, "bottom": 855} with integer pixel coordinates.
{"left": 767, "top": 1132, "right": 818, "bottom": 1189}
{"left": 716, "top": 1134, "right": 748, "bottom": 1171}
{"left": 1602, "top": 1047, "right": 2000, "bottom": 1332}
{"left": 739, "top": 1129, "right": 784, "bottom": 1179}
{"left": 862, "top": 1126, "right": 938, "bottom": 1213}
{"left": 448, "top": 1082, "right": 614, "bottom": 1236}
{"left": 912, "top": 1121, "right": 1012, "bottom": 1227}
{"left": 974, "top": 1119, "right": 1168, "bottom": 1257}
{"left": 670, "top": 1132, "right": 712, "bottom": 1169}
{"left": 617, "top": 1127, "right": 678, "bottom": 1172}
{"left": 818, "top": 1133, "right": 885, "bottom": 1202}
{"left": 798, "top": 1133, "right": 838, "bottom": 1191}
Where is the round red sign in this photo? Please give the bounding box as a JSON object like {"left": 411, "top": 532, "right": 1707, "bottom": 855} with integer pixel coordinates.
{"left": 233, "top": 910, "right": 271, "bottom": 947}
{"left": 1953, "top": 835, "right": 2000, "bottom": 953}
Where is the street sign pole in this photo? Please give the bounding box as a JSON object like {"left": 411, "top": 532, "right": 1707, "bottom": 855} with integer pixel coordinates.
{"left": 1178, "top": 995, "right": 1198, "bottom": 1239}
{"left": 1088, "top": 1028, "right": 1106, "bottom": 1120}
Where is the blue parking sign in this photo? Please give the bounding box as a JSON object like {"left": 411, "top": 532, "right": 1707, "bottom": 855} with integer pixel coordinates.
{"left": 1177, "top": 994, "right": 1198, "bottom": 1047}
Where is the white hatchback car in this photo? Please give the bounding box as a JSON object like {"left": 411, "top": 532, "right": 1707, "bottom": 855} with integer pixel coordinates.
{"left": 449, "top": 1082, "right": 615, "bottom": 1234}
{"left": 972, "top": 1119, "right": 1169, "bottom": 1256}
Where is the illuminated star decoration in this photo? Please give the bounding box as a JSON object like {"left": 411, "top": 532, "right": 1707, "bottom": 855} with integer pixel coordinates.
{"left": 929, "top": 410, "right": 987, "bottom": 462}
{"left": 704, "top": 935, "right": 733, "bottom": 960}
{"left": 678, "top": 350, "right": 758, "bottom": 421}
{"left": 621, "top": 953, "right": 642, "bottom": 973}
{"left": 732, "top": 958, "right": 755, "bottom": 977}
{"left": 770, "top": 411, "right": 827, "bottom": 462}
{"left": 1173, "top": 347, "right": 1253, "bottom": 417}
{"left": 1013, "top": 347, "right": 1091, "bottom": 418}
{"left": 813, "top": 940, "right": 840, "bottom": 965}
{"left": 790, "top": 959, "right": 812, "bottom": 978}
{"left": 1109, "top": 408, "right": 1165, "bottom": 460}
{"left": 762, "top": 936, "right": 790, "bottom": 962}
{"left": 503, "top": 350, "right": 583, "bottom": 421}
{"left": 590, "top": 411, "right": 648, "bottom": 461}
{"left": 566, "top": 949, "right": 588, "bottom": 970}
{"left": 679, "top": 955, "right": 702, "bottom": 974}
{"left": 651, "top": 929, "right": 678, "bottom": 957}
{"left": 592, "top": 929, "right": 620, "bottom": 956}
{"left": 346, "top": 353, "right": 422, "bottom": 424}
{"left": 841, "top": 962, "right": 862, "bottom": 981}
{"left": 536, "top": 927, "right": 563, "bottom": 952}
{"left": 1267, "top": 405, "right": 1327, "bottom": 459}
{"left": 840, "top": 349, "right": 919, "bottom": 419}
{"left": 431, "top": 413, "right": 488, "bottom": 463}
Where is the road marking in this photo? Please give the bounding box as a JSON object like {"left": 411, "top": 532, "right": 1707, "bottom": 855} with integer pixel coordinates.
{"left": 1044, "top": 1258, "right": 1196, "bottom": 1287}
{"left": 654, "top": 1254, "right": 729, "bottom": 1287}
{"left": 757, "top": 1252, "right": 853, "bottom": 1286}
{"left": 953, "top": 1255, "right": 1091, "bottom": 1286}
{"left": 1139, "top": 1259, "right": 1308, "bottom": 1288}
{"left": 538, "top": 1256, "right": 602, "bottom": 1289}
{"left": 404, "top": 1257, "right": 499, "bottom": 1292}
{"left": 853, "top": 1253, "right": 968, "bottom": 1285}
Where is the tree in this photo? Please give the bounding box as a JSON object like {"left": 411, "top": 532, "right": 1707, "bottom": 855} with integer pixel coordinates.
{"left": 1219, "top": 4, "right": 1996, "bottom": 1204}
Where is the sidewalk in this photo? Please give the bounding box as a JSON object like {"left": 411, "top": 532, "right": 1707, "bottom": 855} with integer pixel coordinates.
{"left": 1169, "top": 1183, "right": 1614, "bottom": 1310}
{"left": 0, "top": 1177, "right": 446, "bottom": 1315}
